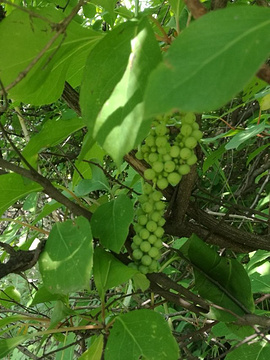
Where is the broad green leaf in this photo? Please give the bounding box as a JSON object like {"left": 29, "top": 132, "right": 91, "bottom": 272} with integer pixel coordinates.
{"left": 188, "top": 234, "right": 255, "bottom": 321}
{"left": 0, "top": 286, "right": 21, "bottom": 309}
{"left": 50, "top": 301, "right": 76, "bottom": 329}
{"left": 144, "top": 6, "right": 270, "bottom": 116}
{"left": 22, "top": 117, "right": 84, "bottom": 166}
{"left": 39, "top": 217, "right": 93, "bottom": 295}
{"left": 0, "top": 7, "right": 101, "bottom": 104}
{"left": 0, "top": 335, "right": 32, "bottom": 359}
{"left": 226, "top": 341, "right": 270, "bottom": 360}
{"left": 242, "top": 76, "right": 267, "bottom": 102}
{"left": 247, "top": 143, "right": 270, "bottom": 165}
{"left": 93, "top": 247, "right": 137, "bottom": 300}
{"left": 74, "top": 161, "right": 110, "bottom": 196}
{"left": 0, "top": 173, "right": 42, "bottom": 216}
{"left": 250, "top": 273, "right": 270, "bottom": 294}
{"left": 105, "top": 309, "right": 179, "bottom": 360}
{"left": 80, "top": 18, "right": 162, "bottom": 165}
{"left": 30, "top": 286, "right": 65, "bottom": 306}
{"left": 225, "top": 123, "right": 265, "bottom": 150}
{"left": 203, "top": 144, "right": 226, "bottom": 173}
{"left": 91, "top": 195, "right": 134, "bottom": 253}
{"left": 79, "top": 335, "right": 104, "bottom": 360}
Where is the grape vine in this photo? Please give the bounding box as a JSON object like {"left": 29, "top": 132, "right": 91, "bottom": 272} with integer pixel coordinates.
{"left": 130, "top": 113, "right": 202, "bottom": 273}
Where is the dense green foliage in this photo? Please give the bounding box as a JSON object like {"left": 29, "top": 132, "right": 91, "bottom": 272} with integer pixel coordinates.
{"left": 0, "top": 0, "right": 270, "bottom": 359}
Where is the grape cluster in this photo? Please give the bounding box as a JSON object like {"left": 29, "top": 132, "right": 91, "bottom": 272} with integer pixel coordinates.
{"left": 131, "top": 113, "right": 202, "bottom": 274}
{"left": 130, "top": 182, "right": 166, "bottom": 274}
{"left": 136, "top": 112, "right": 202, "bottom": 190}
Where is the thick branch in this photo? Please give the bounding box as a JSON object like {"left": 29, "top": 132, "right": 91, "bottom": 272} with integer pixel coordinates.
{"left": 0, "top": 158, "right": 92, "bottom": 220}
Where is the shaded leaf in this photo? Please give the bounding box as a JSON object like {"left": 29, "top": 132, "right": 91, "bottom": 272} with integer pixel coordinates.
{"left": 79, "top": 335, "right": 104, "bottom": 360}
{"left": 39, "top": 217, "right": 93, "bottom": 295}
{"left": 226, "top": 341, "right": 270, "bottom": 360}
{"left": 91, "top": 195, "right": 134, "bottom": 253}
{"left": 225, "top": 123, "right": 265, "bottom": 150}
{"left": 93, "top": 247, "right": 137, "bottom": 299}
{"left": 105, "top": 309, "right": 179, "bottom": 360}
{"left": 144, "top": 6, "right": 270, "bottom": 116}
{"left": 0, "top": 174, "right": 42, "bottom": 216}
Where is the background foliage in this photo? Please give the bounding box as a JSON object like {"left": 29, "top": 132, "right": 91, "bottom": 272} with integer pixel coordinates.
{"left": 0, "top": 0, "right": 270, "bottom": 359}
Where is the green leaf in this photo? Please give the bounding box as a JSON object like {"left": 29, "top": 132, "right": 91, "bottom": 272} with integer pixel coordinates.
{"left": 91, "top": 195, "right": 134, "bottom": 253}
{"left": 144, "top": 6, "right": 270, "bottom": 116}
{"left": 80, "top": 18, "right": 162, "bottom": 165}
{"left": 0, "top": 335, "right": 32, "bottom": 359}
{"left": 0, "top": 286, "right": 21, "bottom": 309}
{"left": 188, "top": 234, "right": 255, "bottom": 321}
{"left": 39, "top": 217, "right": 93, "bottom": 295}
{"left": 105, "top": 309, "right": 179, "bottom": 360}
{"left": 203, "top": 144, "right": 226, "bottom": 173}
{"left": 93, "top": 247, "right": 137, "bottom": 300}
{"left": 79, "top": 335, "right": 104, "bottom": 360}
{"left": 225, "top": 123, "right": 265, "bottom": 150}
{"left": 226, "top": 341, "right": 270, "bottom": 360}
{"left": 246, "top": 143, "right": 270, "bottom": 165}
{"left": 22, "top": 117, "right": 84, "bottom": 166}
{"left": 0, "top": 173, "right": 42, "bottom": 216}
{"left": 30, "top": 286, "right": 65, "bottom": 306}
{"left": 74, "top": 161, "right": 110, "bottom": 196}
{"left": 0, "top": 7, "right": 101, "bottom": 104}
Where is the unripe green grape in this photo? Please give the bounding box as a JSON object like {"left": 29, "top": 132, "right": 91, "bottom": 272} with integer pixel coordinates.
{"left": 157, "top": 146, "right": 168, "bottom": 155}
{"left": 192, "top": 129, "right": 203, "bottom": 141}
{"left": 192, "top": 122, "right": 199, "bottom": 130}
{"left": 163, "top": 153, "right": 172, "bottom": 162}
{"left": 138, "top": 215, "right": 148, "bottom": 225}
{"left": 158, "top": 217, "right": 166, "bottom": 227}
{"left": 140, "top": 241, "right": 151, "bottom": 253}
{"left": 151, "top": 146, "right": 157, "bottom": 153}
{"left": 164, "top": 160, "right": 175, "bottom": 173}
{"left": 142, "top": 201, "right": 153, "bottom": 213}
{"left": 145, "top": 135, "right": 155, "bottom": 147}
{"left": 131, "top": 242, "right": 139, "bottom": 250}
{"left": 144, "top": 168, "right": 156, "bottom": 180}
{"left": 184, "top": 136, "right": 197, "bottom": 149}
{"left": 154, "top": 239, "right": 163, "bottom": 249}
{"left": 181, "top": 124, "right": 193, "bottom": 137}
{"left": 186, "top": 153, "right": 198, "bottom": 166}
{"left": 148, "top": 153, "right": 159, "bottom": 163}
{"left": 134, "top": 224, "right": 143, "bottom": 233}
{"left": 151, "top": 211, "right": 161, "bottom": 222}
{"left": 157, "top": 178, "right": 168, "bottom": 190}
{"left": 146, "top": 220, "right": 158, "bottom": 232}
{"left": 138, "top": 194, "right": 148, "bottom": 204}
{"left": 136, "top": 208, "right": 144, "bottom": 216}
{"left": 143, "top": 182, "right": 153, "bottom": 195}
{"left": 148, "top": 246, "right": 160, "bottom": 259}
{"left": 180, "top": 147, "right": 192, "bottom": 160}
{"left": 138, "top": 264, "right": 148, "bottom": 274}
{"left": 155, "top": 123, "right": 167, "bottom": 136}
{"left": 155, "top": 201, "right": 166, "bottom": 211}
{"left": 154, "top": 227, "right": 164, "bottom": 238}
{"left": 182, "top": 112, "right": 196, "bottom": 124}
{"left": 178, "top": 164, "right": 191, "bottom": 175}
{"left": 151, "top": 190, "right": 163, "bottom": 202}
{"left": 152, "top": 161, "right": 164, "bottom": 173}
{"left": 133, "top": 235, "right": 143, "bottom": 246}
{"left": 135, "top": 151, "right": 143, "bottom": 160}
{"left": 143, "top": 153, "right": 149, "bottom": 161}
{"left": 148, "top": 260, "right": 159, "bottom": 272}
{"left": 141, "top": 254, "right": 152, "bottom": 266}
{"left": 132, "top": 249, "right": 143, "bottom": 260}
{"left": 128, "top": 262, "right": 138, "bottom": 270}
{"left": 167, "top": 172, "right": 182, "bottom": 186}
{"left": 141, "top": 144, "right": 150, "bottom": 153}
{"left": 155, "top": 136, "right": 168, "bottom": 147}
{"left": 140, "top": 228, "right": 150, "bottom": 240}
{"left": 170, "top": 145, "right": 180, "bottom": 158}
{"left": 148, "top": 234, "right": 158, "bottom": 244}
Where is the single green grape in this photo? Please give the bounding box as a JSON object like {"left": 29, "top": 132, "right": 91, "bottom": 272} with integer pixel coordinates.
{"left": 131, "top": 242, "right": 138, "bottom": 250}
{"left": 138, "top": 215, "right": 148, "bottom": 225}
{"left": 186, "top": 153, "right": 197, "bottom": 166}
{"left": 178, "top": 164, "right": 191, "bottom": 175}
{"left": 163, "top": 153, "right": 172, "bottom": 162}
{"left": 184, "top": 136, "right": 197, "bottom": 149}
{"left": 148, "top": 152, "right": 159, "bottom": 163}
{"left": 158, "top": 217, "right": 166, "bottom": 227}
{"left": 143, "top": 182, "right": 153, "bottom": 195}
{"left": 142, "top": 201, "right": 153, "bottom": 213}
{"left": 140, "top": 228, "right": 150, "bottom": 240}
{"left": 145, "top": 135, "right": 156, "bottom": 147}
{"left": 128, "top": 262, "right": 138, "bottom": 270}
{"left": 170, "top": 145, "right": 180, "bottom": 158}
{"left": 141, "top": 254, "right": 152, "bottom": 266}
{"left": 167, "top": 172, "right": 181, "bottom": 186}
{"left": 148, "top": 234, "right": 158, "bottom": 244}
{"left": 140, "top": 241, "right": 151, "bottom": 253}
{"left": 179, "top": 147, "right": 192, "bottom": 160}
{"left": 153, "top": 239, "right": 163, "bottom": 249}
{"left": 138, "top": 264, "right": 149, "bottom": 274}
{"left": 155, "top": 123, "right": 167, "bottom": 136}
{"left": 192, "top": 129, "right": 203, "bottom": 141}
{"left": 181, "top": 124, "right": 193, "bottom": 137}
{"left": 148, "top": 246, "right": 160, "bottom": 259}
{"left": 155, "top": 201, "right": 166, "bottom": 211}
{"left": 155, "top": 136, "right": 168, "bottom": 147}
{"left": 154, "top": 227, "right": 164, "bottom": 238}
{"left": 151, "top": 191, "right": 163, "bottom": 202}
{"left": 141, "top": 144, "right": 150, "bottom": 153}
{"left": 152, "top": 161, "right": 164, "bottom": 173}
{"left": 157, "top": 178, "right": 168, "bottom": 190}
{"left": 135, "top": 151, "right": 143, "bottom": 160}
{"left": 146, "top": 220, "right": 158, "bottom": 233}
{"left": 144, "top": 168, "right": 156, "bottom": 181}
{"left": 133, "top": 235, "right": 143, "bottom": 246}
{"left": 138, "top": 194, "right": 148, "bottom": 204}
{"left": 151, "top": 211, "right": 162, "bottom": 222}
{"left": 164, "top": 160, "right": 175, "bottom": 173}
{"left": 148, "top": 259, "right": 159, "bottom": 272}
{"left": 182, "top": 112, "right": 196, "bottom": 124}
{"left": 132, "top": 249, "right": 143, "bottom": 260}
